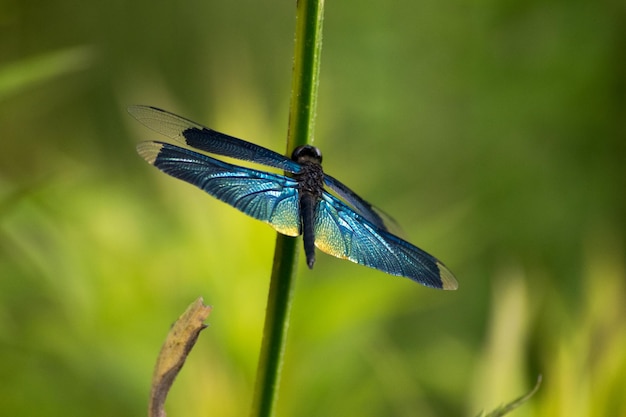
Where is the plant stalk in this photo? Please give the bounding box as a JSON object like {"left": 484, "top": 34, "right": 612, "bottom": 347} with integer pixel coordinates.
{"left": 249, "top": 1, "right": 325, "bottom": 416}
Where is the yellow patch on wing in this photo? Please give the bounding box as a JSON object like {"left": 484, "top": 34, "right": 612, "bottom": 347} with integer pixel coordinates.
{"left": 314, "top": 221, "right": 349, "bottom": 259}
{"left": 266, "top": 196, "right": 301, "bottom": 237}
{"left": 270, "top": 222, "right": 300, "bottom": 237}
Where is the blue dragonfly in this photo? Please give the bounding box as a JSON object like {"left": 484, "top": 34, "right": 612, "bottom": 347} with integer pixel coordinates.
{"left": 130, "top": 105, "right": 457, "bottom": 290}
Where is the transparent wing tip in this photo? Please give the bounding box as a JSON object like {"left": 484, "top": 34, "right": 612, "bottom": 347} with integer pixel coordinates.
{"left": 136, "top": 141, "right": 164, "bottom": 165}
{"left": 437, "top": 261, "right": 458, "bottom": 290}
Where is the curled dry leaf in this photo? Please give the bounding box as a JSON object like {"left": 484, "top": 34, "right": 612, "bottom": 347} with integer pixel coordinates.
{"left": 149, "top": 297, "right": 212, "bottom": 417}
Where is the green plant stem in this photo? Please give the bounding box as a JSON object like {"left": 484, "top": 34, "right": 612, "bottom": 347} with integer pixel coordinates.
{"left": 249, "top": 1, "right": 325, "bottom": 417}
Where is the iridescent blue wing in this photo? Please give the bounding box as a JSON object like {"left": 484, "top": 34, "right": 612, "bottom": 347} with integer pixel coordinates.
{"left": 324, "top": 174, "right": 390, "bottom": 232}
{"left": 137, "top": 141, "right": 301, "bottom": 236}
{"left": 129, "top": 105, "right": 302, "bottom": 173}
{"left": 128, "top": 106, "right": 405, "bottom": 234}
{"left": 314, "top": 192, "right": 458, "bottom": 290}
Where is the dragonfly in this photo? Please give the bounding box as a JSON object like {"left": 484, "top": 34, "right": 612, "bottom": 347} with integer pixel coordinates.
{"left": 129, "top": 105, "right": 458, "bottom": 290}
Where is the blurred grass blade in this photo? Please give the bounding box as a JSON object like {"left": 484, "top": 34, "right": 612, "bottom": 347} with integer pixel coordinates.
{"left": 476, "top": 375, "right": 542, "bottom": 417}
{"left": 149, "top": 298, "right": 212, "bottom": 417}
{"left": 0, "top": 46, "right": 94, "bottom": 100}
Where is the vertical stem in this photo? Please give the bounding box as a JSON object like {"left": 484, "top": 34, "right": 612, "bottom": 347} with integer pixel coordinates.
{"left": 250, "top": 1, "right": 325, "bottom": 417}
{"left": 287, "top": 0, "right": 325, "bottom": 151}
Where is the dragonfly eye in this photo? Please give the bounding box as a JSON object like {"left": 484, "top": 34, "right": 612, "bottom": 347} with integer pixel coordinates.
{"left": 292, "top": 145, "right": 323, "bottom": 164}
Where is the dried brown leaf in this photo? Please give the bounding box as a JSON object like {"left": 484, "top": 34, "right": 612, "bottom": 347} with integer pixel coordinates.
{"left": 148, "top": 297, "right": 212, "bottom": 417}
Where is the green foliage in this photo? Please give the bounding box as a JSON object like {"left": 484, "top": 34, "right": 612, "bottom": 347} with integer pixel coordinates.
{"left": 1, "top": 1, "right": 625, "bottom": 416}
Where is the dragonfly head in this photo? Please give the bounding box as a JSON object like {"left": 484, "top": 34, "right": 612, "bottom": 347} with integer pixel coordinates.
{"left": 292, "top": 145, "right": 323, "bottom": 164}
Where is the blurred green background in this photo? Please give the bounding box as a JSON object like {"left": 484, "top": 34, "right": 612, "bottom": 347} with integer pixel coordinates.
{"left": 1, "top": 0, "right": 625, "bottom": 416}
